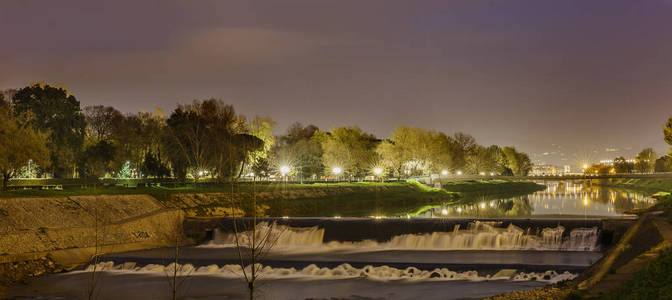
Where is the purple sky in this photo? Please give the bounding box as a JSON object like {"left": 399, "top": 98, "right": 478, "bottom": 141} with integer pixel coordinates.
{"left": 2, "top": 0, "right": 672, "bottom": 168}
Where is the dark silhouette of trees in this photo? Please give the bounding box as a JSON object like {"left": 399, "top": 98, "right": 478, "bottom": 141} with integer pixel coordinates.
{"left": 79, "top": 140, "right": 116, "bottom": 179}
{"left": 12, "top": 83, "right": 86, "bottom": 177}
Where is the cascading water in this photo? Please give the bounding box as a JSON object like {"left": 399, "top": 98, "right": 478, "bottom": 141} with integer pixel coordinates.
{"left": 80, "top": 261, "right": 578, "bottom": 283}
{"left": 211, "top": 222, "right": 325, "bottom": 247}
{"left": 203, "top": 221, "right": 600, "bottom": 251}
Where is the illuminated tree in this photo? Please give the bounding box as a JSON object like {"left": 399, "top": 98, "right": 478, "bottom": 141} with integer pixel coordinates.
{"left": 614, "top": 156, "right": 634, "bottom": 173}
{"left": 635, "top": 148, "right": 656, "bottom": 173}
{"left": 315, "top": 126, "right": 378, "bottom": 179}
{"left": 0, "top": 101, "right": 50, "bottom": 188}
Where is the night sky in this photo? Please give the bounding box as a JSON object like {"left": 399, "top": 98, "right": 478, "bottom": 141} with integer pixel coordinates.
{"left": 2, "top": 0, "right": 672, "bottom": 168}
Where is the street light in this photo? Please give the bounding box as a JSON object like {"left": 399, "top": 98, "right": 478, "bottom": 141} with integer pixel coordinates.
{"left": 332, "top": 167, "right": 342, "bottom": 182}
{"left": 280, "top": 166, "right": 290, "bottom": 176}
{"left": 456, "top": 170, "right": 463, "bottom": 175}
{"left": 374, "top": 168, "right": 382, "bottom": 175}
{"left": 441, "top": 170, "right": 448, "bottom": 176}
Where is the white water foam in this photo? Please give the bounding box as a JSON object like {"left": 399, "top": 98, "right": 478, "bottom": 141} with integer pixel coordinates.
{"left": 80, "top": 261, "right": 577, "bottom": 283}
{"left": 202, "top": 221, "right": 600, "bottom": 251}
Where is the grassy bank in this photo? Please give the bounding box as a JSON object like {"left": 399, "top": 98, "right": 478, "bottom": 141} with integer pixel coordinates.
{"left": 590, "top": 178, "right": 672, "bottom": 194}
{"left": 441, "top": 179, "right": 545, "bottom": 195}
{"left": 598, "top": 248, "right": 672, "bottom": 299}
{"left": 0, "top": 180, "right": 544, "bottom": 217}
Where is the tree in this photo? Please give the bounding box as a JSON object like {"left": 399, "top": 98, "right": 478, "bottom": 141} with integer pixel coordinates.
{"left": 108, "top": 109, "right": 169, "bottom": 177}
{"left": 83, "top": 105, "right": 123, "bottom": 141}
{"left": 12, "top": 83, "right": 86, "bottom": 178}
{"left": 376, "top": 140, "right": 406, "bottom": 178}
{"left": 272, "top": 123, "right": 323, "bottom": 180}
{"left": 655, "top": 156, "right": 672, "bottom": 173}
{"left": 0, "top": 103, "right": 50, "bottom": 189}
{"left": 614, "top": 156, "right": 634, "bottom": 173}
{"left": 664, "top": 117, "right": 672, "bottom": 148}
{"left": 79, "top": 140, "right": 116, "bottom": 179}
{"left": 251, "top": 157, "right": 272, "bottom": 179}
{"left": 140, "top": 152, "right": 170, "bottom": 178}
{"left": 466, "top": 145, "right": 503, "bottom": 175}
{"left": 377, "top": 126, "right": 455, "bottom": 178}
{"left": 233, "top": 134, "right": 264, "bottom": 178}
{"left": 164, "top": 99, "right": 249, "bottom": 181}
{"left": 635, "top": 148, "right": 656, "bottom": 173}
{"left": 501, "top": 146, "right": 532, "bottom": 176}
{"left": 315, "top": 126, "right": 378, "bottom": 179}
{"left": 451, "top": 132, "right": 477, "bottom": 170}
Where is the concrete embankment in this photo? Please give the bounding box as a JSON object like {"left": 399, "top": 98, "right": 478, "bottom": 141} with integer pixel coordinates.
{"left": 0, "top": 195, "right": 185, "bottom": 290}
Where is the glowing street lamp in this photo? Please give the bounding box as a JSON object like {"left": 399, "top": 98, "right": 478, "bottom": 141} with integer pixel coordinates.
{"left": 332, "top": 167, "right": 342, "bottom": 182}
{"left": 280, "top": 166, "right": 290, "bottom": 176}
{"left": 374, "top": 168, "right": 382, "bottom": 175}
{"left": 441, "top": 170, "right": 448, "bottom": 176}
{"left": 456, "top": 170, "right": 463, "bottom": 175}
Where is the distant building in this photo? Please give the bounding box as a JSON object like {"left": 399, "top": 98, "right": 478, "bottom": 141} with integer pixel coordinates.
{"left": 564, "top": 165, "right": 571, "bottom": 173}
{"left": 600, "top": 159, "right": 635, "bottom": 166}
{"left": 530, "top": 164, "right": 558, "bottom": 176}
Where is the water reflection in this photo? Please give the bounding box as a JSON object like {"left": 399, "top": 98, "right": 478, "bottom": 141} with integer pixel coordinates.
{"left": 416, "top": 181, "right": 655, "bottom": 218}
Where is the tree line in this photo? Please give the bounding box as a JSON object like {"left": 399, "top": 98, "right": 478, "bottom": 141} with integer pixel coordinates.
{"left": 585, "top": 119, "right": 672, "bottom": 175}
{"left": 0, "top": 83, "right": 533, "bottom": 188}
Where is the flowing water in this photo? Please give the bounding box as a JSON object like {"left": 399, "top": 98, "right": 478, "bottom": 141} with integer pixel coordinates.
{"left": 9, "top": 180, "right": 646, "bottom": 300}
{"left": 416, "top": 180, "right": 655, "bottom": 218}
{"left": 204, "top": 221, "right": 600, "bottom": 251}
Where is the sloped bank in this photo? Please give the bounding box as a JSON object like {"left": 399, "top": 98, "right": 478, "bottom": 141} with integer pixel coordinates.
{"left": 0, "top": 195, "right": 185, "bottom": 291}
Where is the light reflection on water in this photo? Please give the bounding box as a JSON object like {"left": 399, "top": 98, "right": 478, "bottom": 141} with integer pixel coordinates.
{"left": 417, "top": 181, "right": 655, "bottom": 218}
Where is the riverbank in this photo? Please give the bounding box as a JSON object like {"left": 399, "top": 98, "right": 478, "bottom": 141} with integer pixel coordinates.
{"left": 0, "top": 179, "right": 543, "bottom": 294}
{"left": 587, "top": 178, "right": 672, "bottom": 194}
{"left": 0, "top": 180, "right": 545, "bottom": 217}
{"left": 483, "top": 195, "right": 672, "bottom": 300}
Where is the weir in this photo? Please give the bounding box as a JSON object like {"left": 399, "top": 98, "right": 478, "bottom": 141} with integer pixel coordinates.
{"left": 188, "top": 218, "right": 607, "bottom": 251}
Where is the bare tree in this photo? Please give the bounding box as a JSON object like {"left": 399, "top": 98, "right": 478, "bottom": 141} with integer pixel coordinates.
{"left": 164, "top": 218, "right": 192, "bottom": 300}
{"left": 230, "top": 139, "right": 284, "bottom": 299}
{"left": 86, "top": 207, "right": 106, "bottom": 300}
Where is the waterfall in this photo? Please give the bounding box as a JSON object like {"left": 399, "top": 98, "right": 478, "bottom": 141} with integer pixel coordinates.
{"left": 204, "top": 221, "right": 600, "bottom": 251}
{"left": 209, "top": 222, "right": 325, "bottom": 247}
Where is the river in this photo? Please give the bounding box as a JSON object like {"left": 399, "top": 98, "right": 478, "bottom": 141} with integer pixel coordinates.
{"left": 7, "top": 180, "right": 655, "bottom": 300}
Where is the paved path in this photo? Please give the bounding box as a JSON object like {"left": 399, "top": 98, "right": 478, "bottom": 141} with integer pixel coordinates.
{"left": 585, "top": 213, "right": 672, "bottom": 297}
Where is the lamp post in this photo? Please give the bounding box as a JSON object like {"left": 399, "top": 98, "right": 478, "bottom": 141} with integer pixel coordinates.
{"left": 332, "top": 167, "right": 342, "bottom": 182}
{"left": 280, "top": 166, "right": 290, "bottom": 215}
{"left": 374, "top": 168, "right": 382, "bottom": 182}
